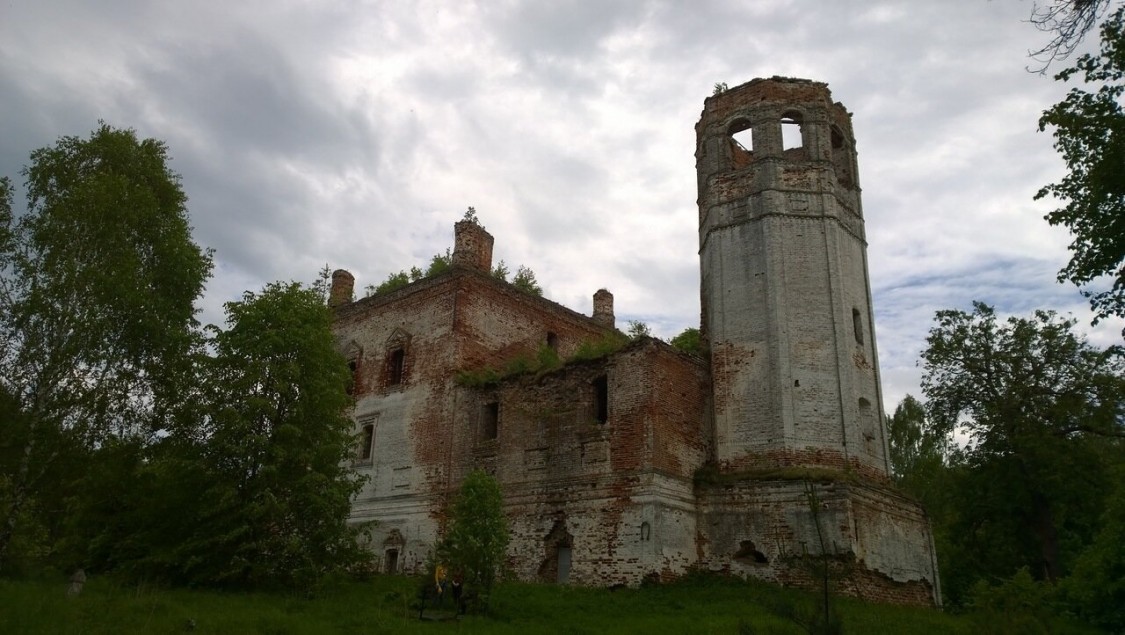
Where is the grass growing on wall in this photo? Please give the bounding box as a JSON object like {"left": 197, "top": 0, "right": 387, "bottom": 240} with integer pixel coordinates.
{"left": 457, "top": 334, "right": 628, "bottom": 388}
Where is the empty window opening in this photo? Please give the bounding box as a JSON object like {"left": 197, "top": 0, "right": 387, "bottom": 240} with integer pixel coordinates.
{"left": 858, "top": 397, "right": 877, "bottom": 452}
{"left": 729, "top": 119, "right": 753, "bottom": 152}
{"left": 387, "top": 347, "right": 405, "bottom": 385}
{"left": 735, "top": 540, "right": 769, "bottom": 564}
{"left": 640, "top": 522, "right": 651, "bottom": 542}
{"left": 346, "top": 359, "right": 358, "bottom": 395}
{"left": 385, "top": 549, "right": 399, "bottom": 574}
{"left": 555, "top": 546, "right": 572, "bottom": 584}
{"left": 794, "top": 379, "right": 800, "bottom": 387}
{"left": 359, "top": 423, "right": 374, "bottom": 461}
{"left": 781, "top": 112, "right": 804, "bottom": 150}
{"left": 831, "top": 125, "right": 855, "bottom": 188}
{"left": 593, "top": 375, "right": 609, "bottom": 424}
{"left": 852, "top": 308, "right": 864, "bottom": 345}
{"left": 831, "top": 126, "right": 845, "bottom": 150}
{"left": 538, "top": 521, "right": 574, "bottom": 584}
{"left": 482, "top": 401, "right": 499, "bottom": 440}
{"left": 728, "top": 118, "right": 754, "bottom": 169}
{"left": 546, "top": 331, "right": 558, "bottom": 351}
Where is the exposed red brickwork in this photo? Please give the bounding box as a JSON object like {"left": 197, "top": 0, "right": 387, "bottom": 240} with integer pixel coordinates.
{"left": 333, "top": 76, "right": 940, "bottom": 607}
{"left": 774, "top": 556, "right": 937, "bottom": 606}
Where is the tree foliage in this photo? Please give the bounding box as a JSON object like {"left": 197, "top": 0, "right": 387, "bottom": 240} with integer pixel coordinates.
{"left": 920, "top": 302, "right": 1124, "bottom": 584}
{"left": 1060, "top": 454, "right": 1125, "bottom": 631}
{"left": 185, "top": 282, "right": 367, "bottom": 588}
{"left": 443, "top": 470, "right": 509, "bottom": 597}
{"left": 886, "top": 395, "right": 948, "bottom": 489}
{"left": 61, "top": 283, "right": 370, "bottom": 590}
{"left": 669, "top": 327, "right": 702, "bottom": 355}
{"left": 1028, "top": 0, "right": 1116, "bottom": 70}
{"left": 1, "top": 126, "right": 368, "bottom": 590}
{"left": 626, "top": 320, "right": 651, "bottom": 339}
{"left": 511, "top": 265, "right": 542, "bottom": 296}
{"left": 1037, "top": 6, "right": 1125, "bottom": 328}
{"left": 491, "top": 259, "right": 510, "bottom": 281}
{"left": 0, "top": 124, "right": 213, "bottom": 572}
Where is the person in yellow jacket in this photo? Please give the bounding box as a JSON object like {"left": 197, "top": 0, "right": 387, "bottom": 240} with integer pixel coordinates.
{"left": 434, "top": 563, "right": 448, "bottom": 598}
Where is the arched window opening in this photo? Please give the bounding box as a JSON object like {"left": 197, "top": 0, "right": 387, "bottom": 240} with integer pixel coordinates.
{"left": 387, "top": 347, "right": 405, "bottom": 385}
{"left": 735, "top": 540, "right": 769, "bottom": 564}
{"left": 781, "top": 111, "right": 804, "bottom": 151}
{"left": 831, "top": 125, "right": 855, "bottom": 188}
{"left": 346, "top": 359, "right": 358, "bottom": 395}
{"left": 859, "top": 398, "right": 877, "bottom": 452}
{"left": 640, "top": 521, "right": 652, "bottom": 542}
{"left": 546, "top": 331, "right": 558, "bottom": 351}
{"left": 482, "top": 401, "right": 499, "bottom": 440}
{"left": 727, "top": 118, "right": 754, "bottom": 169}
{"left": 344, "top": 342, "right": 362, "bottom": 395}
{"left": 852, "top": 308, "right": 864, "bottom": 346}
{"left": 831, "top": 126, "right": 845, "bottom": 150}
{"left": 538, "top": 520, "right": 574, "bottom": 584}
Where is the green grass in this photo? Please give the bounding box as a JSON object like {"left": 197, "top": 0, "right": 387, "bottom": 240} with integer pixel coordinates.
{"left": 0, "top": 571, "right": 1082, "bottom": 635}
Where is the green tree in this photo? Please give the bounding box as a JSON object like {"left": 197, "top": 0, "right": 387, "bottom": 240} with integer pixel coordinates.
{"left": 310, "top": 264, "right": 333, "bottom": 303}
{"left": 886, "top": 395, "right": 948, "bottom": 488}
{"left": 367, "top": 270, "right": 411, "bottom": 296}
{"left": 669, "top": 327, "right": 702, "bottom": 355}
{"left": 182, "top": 282, "right": 367, "bottom": 588}
{"left": 1060, "top": 448, "right": 1125, "bottom": 631}
{"left": 512, "top": 265, "right": 542, "bottom": 296}
{"left": 921, "top": 302, "right": 1124, "bottom": 584}
{"left": 626, "top": 320, "right": 651, "bottom": 339}
{"left": 0, "top": 124, "right": 213, "bottom": 571}
{"left": 426, "top": 248, "right": 452, "bottom": 277}
{"left": 491, "top": 259, "right": 510, "bottom": 281}
{"left": 444, "top": 470, "right": 509, "bottom": 600}
{"left": 1037, "top": 6, "right": 1125, "bottom": 328}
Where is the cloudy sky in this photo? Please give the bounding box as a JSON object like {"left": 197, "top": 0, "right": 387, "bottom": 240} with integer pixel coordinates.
{"left": 2, "top": 0, "right": 1121, "bottom": 412}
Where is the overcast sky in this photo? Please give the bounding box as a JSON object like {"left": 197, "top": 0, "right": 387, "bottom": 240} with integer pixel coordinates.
{"left": 2, "top": 0, "right": 1121, "bottom": 412}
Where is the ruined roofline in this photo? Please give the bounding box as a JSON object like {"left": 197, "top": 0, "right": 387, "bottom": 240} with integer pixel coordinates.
{"left": 702, "top": 76, "right": 852, "bottom": 122}
{"left": 457, "top": 335, "right": 705, "bottom": 390}
{"left": 332, "top": 263, "right": 618, "bottom": 336}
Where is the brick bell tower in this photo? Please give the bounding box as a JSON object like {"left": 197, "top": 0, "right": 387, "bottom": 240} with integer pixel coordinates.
{"left": 697, "top": 77, "right": 890, "bottom": 479}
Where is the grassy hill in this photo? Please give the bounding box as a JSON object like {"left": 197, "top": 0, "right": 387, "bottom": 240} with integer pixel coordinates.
{"left": 0, "top": 572, "right": 1097, "bottom": 634}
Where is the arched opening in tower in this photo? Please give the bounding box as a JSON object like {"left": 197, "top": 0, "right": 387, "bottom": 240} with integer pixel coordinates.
{"left": 781, "top": 111, "right": 804, "bottom": 152}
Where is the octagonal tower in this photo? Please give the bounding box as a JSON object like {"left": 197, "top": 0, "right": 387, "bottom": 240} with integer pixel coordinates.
{"left": 697, "top": 77, "right": 889, "bottom": 479}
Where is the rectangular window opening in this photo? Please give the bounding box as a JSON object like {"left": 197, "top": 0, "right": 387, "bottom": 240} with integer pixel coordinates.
{"left": 593, "top": 375, "right": 608, "bottom": 424}
{"left": 388, "top": 348, "right": 405, "bottom": 385}
{"left": 347, "top": 359, "right": 358, "bottom": 395}
{"left": 482, "top": 401, "right": 499, "bottom": 440}
{"left": 359, "top": 423, "right": 374, "bottom": 460}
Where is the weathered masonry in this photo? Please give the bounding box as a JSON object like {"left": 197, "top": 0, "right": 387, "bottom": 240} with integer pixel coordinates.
{"left": 331, "top": 77, "right": 941, "bottom": 606}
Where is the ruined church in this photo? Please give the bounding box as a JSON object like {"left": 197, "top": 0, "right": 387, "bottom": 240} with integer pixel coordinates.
{"left": 329, "top": 77, "right": 940, "bottom": 605}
